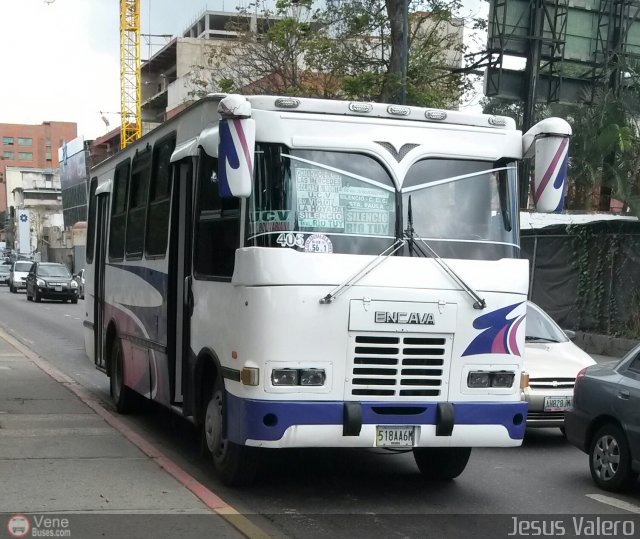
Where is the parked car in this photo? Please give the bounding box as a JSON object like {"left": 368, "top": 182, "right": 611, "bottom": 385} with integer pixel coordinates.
{"left": 25, "top": 262, "right": 79, "bottom": 304}
{"left": 74, "top": 268, "right": 85, "bottom": 300}
{"left": 0, "top": 264, "right": 10, "bottom": 285}
{"left": 565, "top": 345, "right": 640, "bottom": 491}
{"left": 522, "top": 302, "right": 596, "bottom": 430}
{"left": 9, "top": 260, "right": 34, "bottom": 293}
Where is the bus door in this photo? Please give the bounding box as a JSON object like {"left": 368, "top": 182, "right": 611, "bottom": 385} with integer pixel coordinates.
{"left": 167, "top": 158, "right": 193, "bottom": 405}
{"left": 93, "top": 193, "right": 110, "bottom": 371}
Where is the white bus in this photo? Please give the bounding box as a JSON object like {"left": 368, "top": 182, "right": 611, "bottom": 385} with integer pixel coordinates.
{"left": 83, "top": 94, "right": 570, "bottom": 485}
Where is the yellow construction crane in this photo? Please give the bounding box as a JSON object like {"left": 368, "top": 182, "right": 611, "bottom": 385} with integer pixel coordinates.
{"left": 45, "top": 0, "right": 142, "bottom": 149}
{"left": 119, "top": 0, "right": 142, "bottom": 148}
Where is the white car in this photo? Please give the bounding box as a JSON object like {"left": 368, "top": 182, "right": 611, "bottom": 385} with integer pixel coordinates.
{"left": 9, "top": 260, "right": 33, "bottom": 293}
{"left": 522, "top": 301, "right": 596, "bottom": 430}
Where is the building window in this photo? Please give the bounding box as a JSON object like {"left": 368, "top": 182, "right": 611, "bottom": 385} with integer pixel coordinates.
{"left": 3, "top": 151, "right": 13, "bottom": 159}
{"left": 2, "top": 137, "right": 13, "bottom": 146}
{"left": 46, "top": 151, "right": 52, "bottom": 160}
{"left": 45, "top": 138, "right": 52, "bottom": 147}
{"left": 18, "top": 152, "right": 33, "bottom": 161}
{"left": 18, "top": 137, "right": 32, "bottom": 146}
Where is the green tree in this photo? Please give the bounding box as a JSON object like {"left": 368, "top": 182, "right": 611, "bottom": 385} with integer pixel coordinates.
{"left": 214, "top": 0, "right": 481, "bottom": 106}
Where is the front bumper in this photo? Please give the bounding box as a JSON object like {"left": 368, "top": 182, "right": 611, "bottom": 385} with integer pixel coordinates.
{"left": 523, "top": 388, "right": 573, "bottom": 428}
{"left": 225, "top": 396, "right": 528, "bottom": 448}
{"left": 38, "top": 287, "right": 78, "bottom": 300}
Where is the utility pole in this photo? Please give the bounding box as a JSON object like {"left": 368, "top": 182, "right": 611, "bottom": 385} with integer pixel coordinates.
{"left": 401, "top": 0, "right": 409, "bottom": 105}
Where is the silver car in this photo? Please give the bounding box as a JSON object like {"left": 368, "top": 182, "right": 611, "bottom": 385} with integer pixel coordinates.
{"left": 565, "top": 345, "right": 640, "bottom": 491}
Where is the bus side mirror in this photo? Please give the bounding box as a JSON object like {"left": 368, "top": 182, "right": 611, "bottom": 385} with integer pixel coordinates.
{"left": 217, "top": 95, "right": 255, "bottom": 198}
{"left": 523, "top": 118, "right": 571, "bottom": 213}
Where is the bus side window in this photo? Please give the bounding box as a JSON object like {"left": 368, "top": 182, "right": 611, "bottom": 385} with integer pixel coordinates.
{"left": 194, "top": 151, "right": 240, "bottom": 280}
{"left": 125, "top": 146, "right": 152, "bottom": 259}
{"left": 86, "top": 177, "right": 98, "bottom": 264}
{"left": 109, "top": 160, "right": 131, "bottom": 261}
{"left": 145, "top": 134, "right": 176, "bottom": 258}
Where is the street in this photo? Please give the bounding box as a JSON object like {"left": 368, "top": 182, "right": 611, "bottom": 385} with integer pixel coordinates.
{"left": 0, "top": 285, "right": 639, "bottom": 538}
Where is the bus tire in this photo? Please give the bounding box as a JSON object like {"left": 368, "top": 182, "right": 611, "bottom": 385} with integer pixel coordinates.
{"left": 413, "top": 447, "right": 471, "bottom": 480}
{"left": 203, "top": 377, "right": 258, "bottom": 486}
{"left": 109, "top": 336, "right": 136, "bottom": 414}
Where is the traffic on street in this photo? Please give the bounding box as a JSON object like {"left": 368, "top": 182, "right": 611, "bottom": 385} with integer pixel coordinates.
{"left": 0, "top": 284, "right": 638, "bottom": 538}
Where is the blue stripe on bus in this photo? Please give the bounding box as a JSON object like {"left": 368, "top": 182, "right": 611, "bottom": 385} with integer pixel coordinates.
{"left": 106, "top": 263, "right": 169, "bottom": 296}
{"left": 225, "top": 395, "right": 527, "bottom": 444}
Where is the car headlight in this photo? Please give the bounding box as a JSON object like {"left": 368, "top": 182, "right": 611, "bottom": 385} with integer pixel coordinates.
{"left": 71, "top": 281, "right": 78, "bottom": 288}
{"left": 37, "top": 278, "right": 45, "bottom": 287}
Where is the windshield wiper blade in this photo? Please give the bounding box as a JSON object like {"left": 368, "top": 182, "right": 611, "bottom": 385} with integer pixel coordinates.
{"left": 404, "top": 195, "right": 485, "bottom": 309}
{"left": 319, "top": 239, "right": 406, "bottom": 305}
{"left": 525, "top": 336, "right": 560, "bottom": 343}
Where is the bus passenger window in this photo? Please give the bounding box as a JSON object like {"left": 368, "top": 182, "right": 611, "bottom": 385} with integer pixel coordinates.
{"left": 126, "top": 146, "right": 152, "bottom": 258}
{"left": 145, "top": 134, "right": 176, "bottom": 258}
{"left": 194, "top": 152, "right": 240, "bottom": 279}
{"left": 109, "top": 160, "right": 130, "bottom": 261}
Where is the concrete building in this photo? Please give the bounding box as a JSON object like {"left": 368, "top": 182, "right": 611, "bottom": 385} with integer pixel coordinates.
{"left": 0, "top": 121, "right": 77, "bottom": 215}
{"left": 141, "top": 10, "right": 273, "bottom": 123}
{"left": 4, "top": 166, "right": 68, "bottom": 262}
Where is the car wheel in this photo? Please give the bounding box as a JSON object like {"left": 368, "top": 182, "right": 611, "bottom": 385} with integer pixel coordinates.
{"left": 589, "top": 424, "right": 638, "bottom": 491}
{"left": 413, "top": 447, "right": 472, "bottom": 480}
{"left": 109, "top": 336, "right": 136, "bottom": 414}
{"left": 71, "top": 298, "right": 78, "bottom": 304}
{"left": 203, "top": 377, "right": 258, "bottom": 486}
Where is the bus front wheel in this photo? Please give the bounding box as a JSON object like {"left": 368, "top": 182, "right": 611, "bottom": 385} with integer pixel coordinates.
{"left": 109, "top": 336, "right": 136, "bottom": 414}
{"left": 203, "top": 378, "right": 258, "bottom": 486}
{"left": 413, "top": 447, "right": 471, "bottom": 480}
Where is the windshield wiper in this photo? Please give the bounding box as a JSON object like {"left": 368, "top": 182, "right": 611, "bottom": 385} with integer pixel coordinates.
{"left": 405, "top": 196, "right": 486, "bottom": 310}
{"left": 525, "top": 336, "right": 560, "bottom": 343}
{"left": 319, "top": 239, "right": 406, "bottom": 304}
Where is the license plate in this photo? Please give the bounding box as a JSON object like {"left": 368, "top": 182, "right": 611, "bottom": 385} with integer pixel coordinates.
{"left": 376, "top": 426, "right": 415, "bottom": 447}
{"left": 544, "top": 396, "right": 572, "bottom": 411}
{"left": 55, "top": 286, "right": 62, "bottom": 292}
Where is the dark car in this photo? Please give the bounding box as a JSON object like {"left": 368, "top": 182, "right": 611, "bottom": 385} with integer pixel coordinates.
{"left": 25, "top": 262, "right": 79, "bottom": 303}
{"left": 565, "top": 345, "right": 640, "bottom": 491}
{"left": 0, "top": 264, "right": 10, "bottom": 285}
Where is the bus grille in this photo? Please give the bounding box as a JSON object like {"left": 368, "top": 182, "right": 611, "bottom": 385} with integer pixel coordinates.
{"left": 347, "top": 333, "right": 451, "bottom": 399}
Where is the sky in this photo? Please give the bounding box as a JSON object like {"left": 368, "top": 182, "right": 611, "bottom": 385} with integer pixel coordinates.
{"left": 0, "top": 0, "right": 488, "bottom": 141}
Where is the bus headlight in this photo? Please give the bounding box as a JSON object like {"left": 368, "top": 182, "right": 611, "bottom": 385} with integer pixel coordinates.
{"left": 299, "top": 369, "right": 326, "bottom": 386}
{"left": 271, "top": 368, "right": 327, "bottom": 387}
{"left": 467, "top": 371, "right": 515, "bottom": 389}
{"left": 467, "top": 372, "right": 491, "bottom": 388}
{"left": 491, "top": 372, "right": 515, "bottom": 388}
{"left": 271, "top": 368, "right": 299, "bottom": 386}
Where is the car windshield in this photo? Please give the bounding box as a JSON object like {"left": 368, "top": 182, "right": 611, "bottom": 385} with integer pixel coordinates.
{"left": 38, "top": 265, "right": 71, "bottom": 278}
{"left": 14, "top": 262, "right": 32, "bottom": 272}
{"left": 0, "top": 266, "right": 9, "bottom": 274}
{"left": 526, "top": 303, "right": 569, "bottom": 343}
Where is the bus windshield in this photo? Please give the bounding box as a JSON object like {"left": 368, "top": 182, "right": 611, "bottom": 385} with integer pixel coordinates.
{"left": 245, "top": 144, "right": 519, "bottom": 260}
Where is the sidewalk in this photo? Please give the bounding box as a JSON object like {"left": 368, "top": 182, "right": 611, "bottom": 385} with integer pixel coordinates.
{"left": 0, "top": 333, "right": 246, "bottom": 539}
